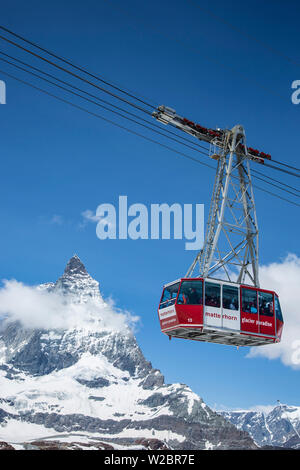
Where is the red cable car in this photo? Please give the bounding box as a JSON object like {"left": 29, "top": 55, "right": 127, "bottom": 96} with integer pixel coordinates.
{"left": 158, "top": 278, "right": 284, "bottom": 347}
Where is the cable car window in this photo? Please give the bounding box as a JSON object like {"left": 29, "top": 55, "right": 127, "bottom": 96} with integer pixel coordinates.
{"left": 205, "top": 282, "right": 220, "bottom": 308}
{"left": 159, "top": 282, "right": 180, "bottom": 308}
{"left": 223, "top": 285, "right": 239, "bottom": 311}
{"left": 177, "top": 281, "right": 203, "bottom": 305}
{"left": 259, "top": 291, "right": 274, "bottom": 317}
{"left": 275, "top": 296, "right": 283, "bottom": 322}
{"left": 242, "top": 288, "right": 258, "bottom": 314}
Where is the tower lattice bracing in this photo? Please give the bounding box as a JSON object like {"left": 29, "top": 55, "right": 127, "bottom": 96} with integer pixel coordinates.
{"left": 185, "top": 125, "right": 259, "bottom": 286}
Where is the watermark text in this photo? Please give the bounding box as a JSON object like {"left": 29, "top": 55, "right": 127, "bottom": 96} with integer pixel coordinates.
{"left": 291, "top": 80, "right": 300, "bottom": 104}
{"left": 88, "top": 196, "right": 204, "bottom": 250}
{"left": 0, "top": 80, "right": 6, "bottom": 104}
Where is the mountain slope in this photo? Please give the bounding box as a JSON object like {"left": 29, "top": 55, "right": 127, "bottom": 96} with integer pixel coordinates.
{"left": 220, "top": 405, "right": 300, "bottom": 449}
{"left": 0, "top": 255, "right": 256, "bottom": 450}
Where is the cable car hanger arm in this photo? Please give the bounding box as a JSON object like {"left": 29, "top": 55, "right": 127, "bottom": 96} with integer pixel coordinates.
{"left": 152, "top": 105, "right": 271, "bottom": 164}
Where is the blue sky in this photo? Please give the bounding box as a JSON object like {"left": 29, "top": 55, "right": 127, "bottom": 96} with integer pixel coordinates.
{"left": 0, "top": 0, "right": 299, "bottom": 409}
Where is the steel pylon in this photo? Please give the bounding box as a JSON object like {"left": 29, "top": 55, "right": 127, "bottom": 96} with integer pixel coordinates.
{"left": 186, "top": 124, "right": 260, "bottom": 287}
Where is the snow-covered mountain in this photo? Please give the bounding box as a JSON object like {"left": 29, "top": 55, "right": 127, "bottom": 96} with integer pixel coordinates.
{"left": 0, "top": 255, "right": 256, "bottom": 450}
{"left": 220, "top": 405, "right": 300, "bottom": 449}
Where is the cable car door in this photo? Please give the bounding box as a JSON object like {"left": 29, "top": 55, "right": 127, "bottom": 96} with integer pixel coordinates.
{"left": 176, "top": 279, "right": 204, "bottom": 326}
{"left": 204, "top": 281, "right": 222, "bottom": 328}
{"left": 258, "top": 290, "right": 275, "bottom": 338}
{"left": 222, "top": 283, "right": 240, "bottom": 331}
{"left": 240, "top": 287, "right": 259, "bottom": 335}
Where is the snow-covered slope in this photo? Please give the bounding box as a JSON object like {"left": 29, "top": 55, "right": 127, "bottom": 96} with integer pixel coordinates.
{"left": 0, "top": 256, "right": 256, "bottom": 450}
{"left": 220, "top": 405, "right": 300, "bottom": 449}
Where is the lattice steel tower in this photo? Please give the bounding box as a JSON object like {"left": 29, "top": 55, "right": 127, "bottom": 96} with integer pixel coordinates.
{"left": 153, "top": 107, "right": 262, "bottom": 287}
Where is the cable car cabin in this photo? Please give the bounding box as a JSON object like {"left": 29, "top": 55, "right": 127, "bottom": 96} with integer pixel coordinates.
{"left": 158, "top": 278, "right": 284, "bottom": 347}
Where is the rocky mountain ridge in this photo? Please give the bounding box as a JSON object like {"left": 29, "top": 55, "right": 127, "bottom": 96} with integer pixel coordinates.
{"left": 0, "top": 255, "right": 257, "bottom": 450}
{"left": 220, "top": 404, "right": 300, "bottom": 449}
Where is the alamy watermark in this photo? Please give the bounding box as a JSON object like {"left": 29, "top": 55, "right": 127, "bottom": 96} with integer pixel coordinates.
{"left": 291, "top": 80, "right": 300, "bottom": 104}
{"left": 86, "top": 196, "right": 204, "bottom": 250}
{"left": 0, "top": 80, "right": 6, "bottom": 104}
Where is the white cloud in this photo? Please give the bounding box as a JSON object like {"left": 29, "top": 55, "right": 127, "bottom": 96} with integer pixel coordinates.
{"left": 247, "top": 254, "right": 300, "bottom": 369}
{"left": 38, "top": 215, "right": 65, "bottom": 226}
{"left": 81, "top": 209, "right": 100, "bottom": 223}
{"left": 81, "top": 209, "right": 114, "bottom": 230}
{"left": 0, "top": 279, "right": 139, "bottom": 333}
{"left": 50, "top": 215, "right": 64, "bottom": 225}
{"left": 213, "top": 403, "right": 275, "bottom": 414}
{"left": 248, "top": 404, "right": 277, "bottom": 414}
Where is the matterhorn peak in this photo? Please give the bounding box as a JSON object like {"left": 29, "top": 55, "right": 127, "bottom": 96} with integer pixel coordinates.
{"left": 54, "top": 254, "right": 102, "bottom": 302}
{"left": 64, "top": 254, "right": 88, "bottom": 276}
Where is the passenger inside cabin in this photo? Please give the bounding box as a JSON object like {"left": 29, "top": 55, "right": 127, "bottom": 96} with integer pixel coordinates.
{"left": 259, "top": 299, "right": 273, "bottom": 316}
{"left": 250, "top": 303, "right": 257, "bottom": 313}
{"left": 267, "top": 302, "right": 273, "bottom": 314}
{"left": 206, "top": 296, "right": 218, "bottom": 307}
{"left": 187, "top": 287, "right": 200, "bottom": 304}
{"left": 177, "top": 282, "right": 203, "bottom": 305}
